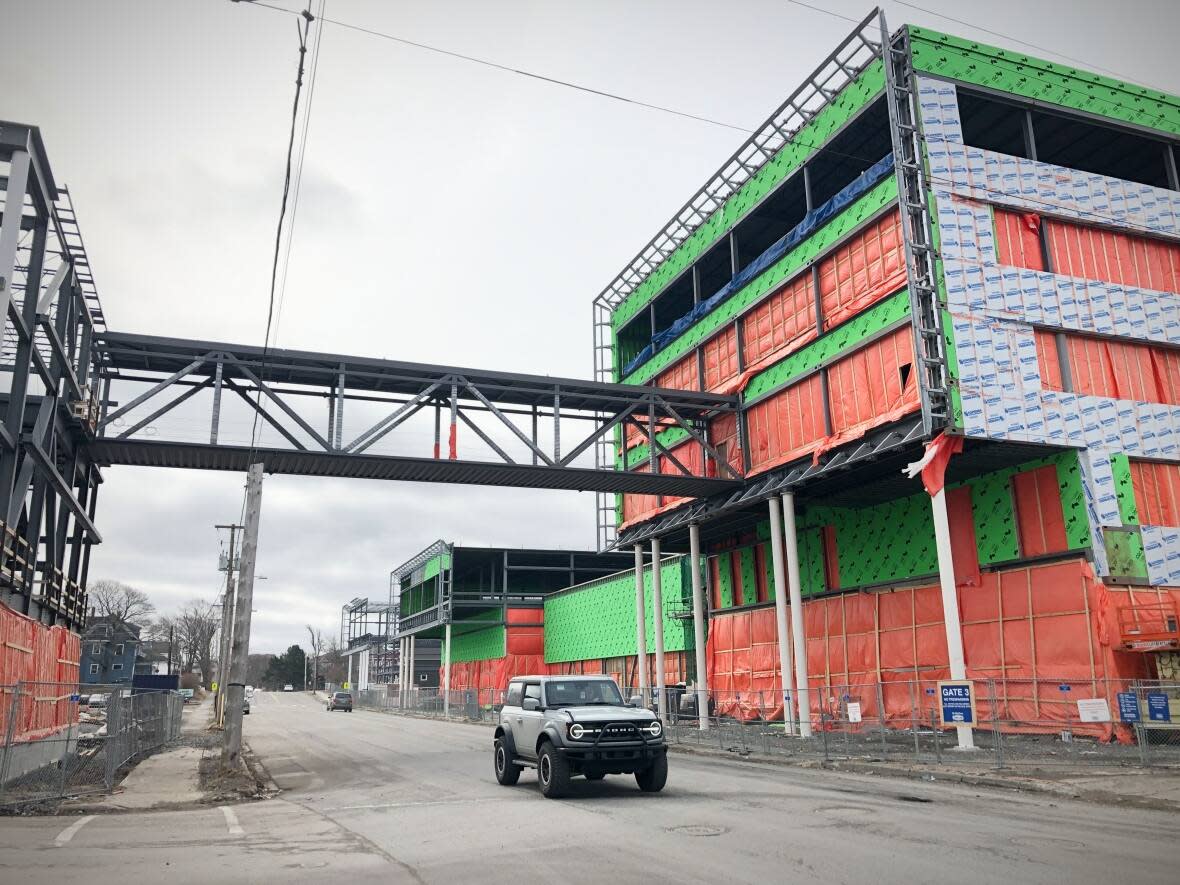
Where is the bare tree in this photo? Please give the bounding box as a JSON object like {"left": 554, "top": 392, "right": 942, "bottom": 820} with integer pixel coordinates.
{"left": 306, "top": 626, "right": 325, "bottom": 690}
{"left": 90, "top": 579, "right": 155, "bottom": 626}
{"left": 321, "top": 637, "right": 346, "bottom": 685}
{"left": 175, "top": 600, "right": 219, "bottom": 687}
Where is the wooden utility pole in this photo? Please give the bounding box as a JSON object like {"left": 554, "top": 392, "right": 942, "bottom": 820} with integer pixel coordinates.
{"left": 222, "top": 463, "right": 264, "bottom": 769}
{"left": 214, "top": 522, "right": 241, "bottom": 727}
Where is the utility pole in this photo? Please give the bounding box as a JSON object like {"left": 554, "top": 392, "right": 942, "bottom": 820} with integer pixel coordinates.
{"left": 214, "top": 522, "right": 242, "bottom": 727}
{"left": 167, "top": 625, "right": 174, "bottom": 676}
{"left": 222, "top": 463, "right": 264, "bottom": 769}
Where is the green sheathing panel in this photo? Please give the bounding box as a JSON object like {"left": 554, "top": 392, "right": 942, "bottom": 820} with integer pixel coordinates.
{"left": 908, "top": 27, "right": 1180, "bottom": 137}
{"left": 738, "top": 547, "right": 757, "bottom": 605}
{"left": 716, "top": 552, "right": 734, "bottom": 608}
{"left": 620, "top": 176, "right": 899, "bottom": 385}
{"left": 449, "top": 625, "right": 506, "bottom": 664}
{"left": 422, "top": 553, "right": 451, "bottom": 582}
{"left": 400, "top": 581, "right": 437, "bottom": 617}
{"left": 543, "top": 557, "right": 695, "bottom": 663}
{"left": 1110, "top": 453, "right": 1139, "bottom": 525}
{"left": 705, "top": 451, "right": 1094, "bottom": 611}
{"left": 804, "top": 496, "right": 937, "bottom": 589}
{"left": 612, "top": 61, "right": 886, "bottom": 330}
{"left": 621, "top": 425, "right": 691, "bottom": 470}
{"left": 798, "top": 528, "right": 827, "bottom": 597}
{"left": 1107, "top": 452, "right": 1148, "bottom": 579}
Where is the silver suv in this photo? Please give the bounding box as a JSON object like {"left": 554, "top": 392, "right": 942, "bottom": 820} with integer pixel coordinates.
{"left": 493, "top": 675, "right": 667, "bottom": 798}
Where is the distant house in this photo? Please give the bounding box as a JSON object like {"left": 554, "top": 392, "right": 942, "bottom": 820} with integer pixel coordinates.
{"left": 80, "top": 615, "right": 142, "bottom": 685}
{"left": 135, "top": 639, "right": 173, "bottom": 676}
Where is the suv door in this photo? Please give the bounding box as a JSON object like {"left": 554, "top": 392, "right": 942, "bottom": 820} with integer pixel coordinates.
{"left": 514, "top": 682, "right": 544, "bottom": 759}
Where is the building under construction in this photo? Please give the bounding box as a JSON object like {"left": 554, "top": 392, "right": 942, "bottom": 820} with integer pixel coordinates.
{"left": 434, "top": 12, "right": 1180, "bottom": 735}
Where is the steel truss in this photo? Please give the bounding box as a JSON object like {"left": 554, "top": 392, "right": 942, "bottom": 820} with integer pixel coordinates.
{"left": 0, "top": 124, "right": 104, "bottom": 630}
{"left": 92, "top": 332, "right": 741, "bottom": 498}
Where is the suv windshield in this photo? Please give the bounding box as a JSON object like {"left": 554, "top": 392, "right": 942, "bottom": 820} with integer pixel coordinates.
{"left": 544, "top": 680, "right": 623, "bottom": 707}
{"left": 334, "top": 693, "right": 352, "bottom": 700}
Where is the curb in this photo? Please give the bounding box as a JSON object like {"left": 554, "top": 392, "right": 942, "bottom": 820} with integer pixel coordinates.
{"left": 666, "top": 742, "right": 1180, "bottom": 813}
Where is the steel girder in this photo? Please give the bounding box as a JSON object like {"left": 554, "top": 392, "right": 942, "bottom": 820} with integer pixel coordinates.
{"left": 0, "top": 123, "right": 105, "bottom": 630}
{"left": 92, "top": 333, "right": 742, "bottom": 498}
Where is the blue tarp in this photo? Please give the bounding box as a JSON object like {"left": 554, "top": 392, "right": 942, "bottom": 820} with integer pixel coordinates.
{"left": 623, "top": 153, "right": 895, "bottom": 378}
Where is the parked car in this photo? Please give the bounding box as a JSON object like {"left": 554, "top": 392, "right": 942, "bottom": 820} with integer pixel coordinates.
{"left": 283, "top": 684, "right": 294, "bottom": 692}
{"left": 86, "top": 693, "right": 109, "bottom": 708}
{"left": 494, "top": 675, "right": 667, "bottom": 798}
{"left": 326, "top": 691, "right": 353, "bottom": 712}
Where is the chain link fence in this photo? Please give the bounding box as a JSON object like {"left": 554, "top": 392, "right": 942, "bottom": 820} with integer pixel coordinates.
{"left": 666, "top": 677, "right": 1180, "bottom": 771}
{"left": 339, "top": 675, "right": 1180, "bottom": 773}
{"left": 0, "top": 682, "right": 184, "bottom": 808}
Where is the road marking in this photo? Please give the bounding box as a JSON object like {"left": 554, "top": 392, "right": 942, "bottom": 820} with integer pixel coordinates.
{"left": 54, "top": 815, "right": 95, "bottom": 846}
{"left": 220, "top": 805, "right": 244, "bottom": 836}
{"left": 324, "top": 796, "right": 507, "bottom": 812}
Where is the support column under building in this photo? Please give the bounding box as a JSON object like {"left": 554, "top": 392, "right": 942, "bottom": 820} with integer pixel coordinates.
{"left": 443, "top": 622, "right": 452, "bottom": 719}
{"left": 688, "top": 524, "right": 709, "bottom": 731}
{"left": 782, "top": 493, "right": 812, "bottom": 738}
{"left": 767, "top": 497, "right": 797, "bottom": 734}
{"left": 408, "top": 636, "right": 416, "bottom": 707}
{"left": 633, "top": 544, "right": 649, "bottom": 705}
{"left": 650, "top": 537, "right": 667, "bottom": 724}
{"left": 347, "top": 653, "right": 353, "bottom": 690}
{"left": 931, "top": 487, "right": 975, "bottom": 750}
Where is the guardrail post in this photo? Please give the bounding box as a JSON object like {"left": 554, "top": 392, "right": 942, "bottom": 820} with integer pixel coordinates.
{"left": 931, "top": 709, "right": 942, "bottom": 764}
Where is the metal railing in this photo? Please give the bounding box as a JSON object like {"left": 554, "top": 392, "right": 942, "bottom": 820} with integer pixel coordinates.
{"left": 0, "top": 682, "right": 183, "bottom": 808}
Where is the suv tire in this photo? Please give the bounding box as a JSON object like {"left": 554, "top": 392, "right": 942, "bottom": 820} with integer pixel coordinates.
{"left": 494, "top": 738, "right": 521, "bottom": 786}
{"left": 537, "top": 742, "right": 571, "bottom": 799}
{"left": 635, "top": 753, "right": 668, "bottom": 793}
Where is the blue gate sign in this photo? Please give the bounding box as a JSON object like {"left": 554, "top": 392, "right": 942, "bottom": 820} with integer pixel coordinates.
{"left": 1116, "top": 692, "right": 1141, "bottom": 723}
{"left": 1058, "top": 684, "right": 1072, "bottom": 692}
{"left": 1147, "top": 692, "right": 1171, "bottom": 722}
{"left": 938, "top": 680, "right": 976, "bottom": 726}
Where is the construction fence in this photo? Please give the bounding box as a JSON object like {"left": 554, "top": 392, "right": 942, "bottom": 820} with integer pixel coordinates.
{"left": 668, "top": 677, "right": 1180, "bottom": 771}
{"left": 0, "top": 683, "right": 184, "bottom": 808}
{"left": 346, "top": 676, "right": 1179, "bottom": 773}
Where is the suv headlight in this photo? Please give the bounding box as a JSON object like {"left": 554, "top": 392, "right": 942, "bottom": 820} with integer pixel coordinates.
{"left": 569, "top": 723, "right": 585, "bottom": 740}
{"left": 645, "top": 720, "right": 663, "bottom": 737}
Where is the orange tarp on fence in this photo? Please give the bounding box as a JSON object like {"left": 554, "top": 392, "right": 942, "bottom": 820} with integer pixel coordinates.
{"left": 0, "top": 601, "right": 81, "bottom": 741}
{"left": 705, "top": 558, "right": 1175, "bottom": 739}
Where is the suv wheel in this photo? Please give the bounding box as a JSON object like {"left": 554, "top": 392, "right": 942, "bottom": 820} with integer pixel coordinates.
{"left": 537, "top": 742, "right": 571, "bottom": 799}
{"left": 635, "top": 753, "right": 668, "bottom": 793}
{"left": 494, "top": 738, "right": 521, "bottom": 786}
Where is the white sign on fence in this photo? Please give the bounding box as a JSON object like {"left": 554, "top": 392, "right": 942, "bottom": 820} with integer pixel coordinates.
{"left": 846, "top": 701, "right": 863, "bottom": 723}
{"left": 1076, "top": 698, "right": 1112, "bottom": 723}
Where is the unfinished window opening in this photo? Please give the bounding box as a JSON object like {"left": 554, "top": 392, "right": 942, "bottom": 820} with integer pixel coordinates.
{"left": 651, "top": 270, "right": 695, "bottom": 337}
{"left": 806, "top": 97, "right": 892, "bottom": 209}
{"left": 732, "top": 171, "right": 808, "bottom": 275}
{"left": 696, "top": 236, "right": 734, "bottom": 303}
{"left": 957, "top": 90, "right": 1029, "bottom": 158}
{"left": 898, "top": 362, "right": 912, "bottom": 390}
{"left": 615, "top": 310, "right": 652, "bottom": 375}
{"left": 1034, "top": 110, "right": 1171, "bottom": 189}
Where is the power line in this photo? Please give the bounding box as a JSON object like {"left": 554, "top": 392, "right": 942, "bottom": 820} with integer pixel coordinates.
{"left": 783, "top": 0, "right": 860, "bottom": 25}
{"left": 272, "top": 0, "right": 326, "bottom": 346}
{"left": 889, "top": 0, "right": 1174, "bottom": 96}
{"left": 235, "top": 0, "right": 752, "bottom": 133}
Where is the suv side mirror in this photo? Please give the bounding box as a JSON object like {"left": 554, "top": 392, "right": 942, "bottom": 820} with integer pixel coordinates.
{"left": 628, "top": 695, "right": 643, "bottom": 708}
{"left": 522, "top": 697, "right": 541, "bottom": 712}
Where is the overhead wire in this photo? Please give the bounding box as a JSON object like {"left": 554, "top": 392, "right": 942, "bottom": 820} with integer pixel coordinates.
{"left": 272, "top": 0, "right": 326, "bottom": 346}
{"left": 239, "top": 5, "right": 319, "bottom": 524}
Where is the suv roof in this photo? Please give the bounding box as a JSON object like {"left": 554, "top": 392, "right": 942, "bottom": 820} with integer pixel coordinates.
{"left": 509, "top": 675, "right": 616, "bottom": 683}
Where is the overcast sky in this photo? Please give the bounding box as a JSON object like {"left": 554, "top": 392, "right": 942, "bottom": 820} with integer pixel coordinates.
{"left": 3, "top": 0, "right": 1177, "bottom": 654}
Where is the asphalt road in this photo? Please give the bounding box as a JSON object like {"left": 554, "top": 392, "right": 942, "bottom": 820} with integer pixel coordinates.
{"left": 1, "top": 690, "right": 1177, "bottom": 884}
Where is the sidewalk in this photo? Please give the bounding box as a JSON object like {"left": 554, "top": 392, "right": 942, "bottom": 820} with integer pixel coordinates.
{"left": 67, "top": 695, "right": 268, "bottom": 812}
